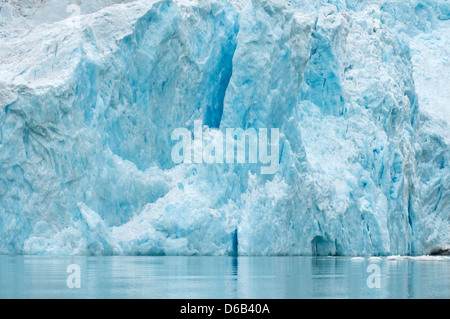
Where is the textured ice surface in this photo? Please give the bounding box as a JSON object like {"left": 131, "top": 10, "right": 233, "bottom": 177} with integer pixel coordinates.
{"left": 0, "top": 0, "right": 449, "bottom": 255}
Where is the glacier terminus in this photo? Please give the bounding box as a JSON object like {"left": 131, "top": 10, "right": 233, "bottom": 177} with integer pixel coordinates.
{"left": 0, "top": 0, "right": 449, "bottom": 257}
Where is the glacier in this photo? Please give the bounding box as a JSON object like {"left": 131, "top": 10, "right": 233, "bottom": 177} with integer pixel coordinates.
{"left": 0, "top": 0, "right": 449, "bottom": 256}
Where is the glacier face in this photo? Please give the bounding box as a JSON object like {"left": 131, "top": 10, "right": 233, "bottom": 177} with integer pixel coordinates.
{"left": 0, "top": 0, "right": 449, "bottom": 256}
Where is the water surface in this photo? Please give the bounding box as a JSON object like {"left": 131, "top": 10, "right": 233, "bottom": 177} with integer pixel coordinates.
{"left": 0, "top": 256, "right": 449, "bottom": 298}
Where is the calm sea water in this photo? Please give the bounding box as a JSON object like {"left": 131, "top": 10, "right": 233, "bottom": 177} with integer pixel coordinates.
{"left": 0, "top": 256, "right": 449, "bottom": 299}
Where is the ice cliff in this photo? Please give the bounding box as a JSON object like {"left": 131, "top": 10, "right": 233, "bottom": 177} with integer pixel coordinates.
{"left": 0, "top": 0, "right": 449, "bottom": 255}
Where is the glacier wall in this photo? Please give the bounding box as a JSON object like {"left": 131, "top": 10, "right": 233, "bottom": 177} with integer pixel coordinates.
{"left": 0, "top": 0, "right": 449, "bottom": 255}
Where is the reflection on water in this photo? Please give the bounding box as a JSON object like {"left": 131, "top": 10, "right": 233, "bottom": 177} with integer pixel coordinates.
{"left": 0, "top": 256, "right": 449, "bottom": 298}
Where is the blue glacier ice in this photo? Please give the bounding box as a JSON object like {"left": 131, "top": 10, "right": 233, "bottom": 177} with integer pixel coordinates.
{"left": 0, "top": 0, "right": 449, "bottom": 256}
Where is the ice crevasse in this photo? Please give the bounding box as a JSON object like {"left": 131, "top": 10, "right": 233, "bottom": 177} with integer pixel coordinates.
{"left": 0, "top": 0, "right": 449, "bottom": 256}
